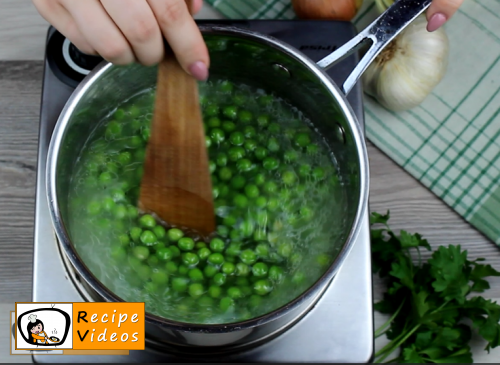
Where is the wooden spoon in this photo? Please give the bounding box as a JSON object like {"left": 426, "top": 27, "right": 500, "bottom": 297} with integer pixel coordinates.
{"left": 138, "top": 52, "right": 215, "bottom": 237}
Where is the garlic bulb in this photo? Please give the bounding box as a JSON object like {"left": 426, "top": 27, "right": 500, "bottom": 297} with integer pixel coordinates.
{"left": 362, "top": 15, "right": 449, "bottom": 112}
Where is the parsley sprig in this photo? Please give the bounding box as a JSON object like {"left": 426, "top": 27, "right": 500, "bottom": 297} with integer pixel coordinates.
{"left": 371, "top": 211, "right": 500, "bottom": 363}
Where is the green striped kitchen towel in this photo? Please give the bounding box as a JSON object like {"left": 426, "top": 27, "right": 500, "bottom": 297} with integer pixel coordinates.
{"left": 205, "top": 0, "right": 500, "bottom": 245}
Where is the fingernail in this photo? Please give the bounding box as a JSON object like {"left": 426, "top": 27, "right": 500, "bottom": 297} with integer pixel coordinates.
{"left": 189, "top": 61, "right": 209, "bottom": 81}
{"left": 427, "top": 12, "right": 447, "bottom": 32}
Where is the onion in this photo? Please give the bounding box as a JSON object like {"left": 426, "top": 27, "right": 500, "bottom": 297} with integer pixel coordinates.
{"left": 292, "top": 0, "right": 364, "bottom": 21}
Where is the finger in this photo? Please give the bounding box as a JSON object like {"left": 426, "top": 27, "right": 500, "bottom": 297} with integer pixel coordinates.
{"left": 100, "top": 0, "right": 164, "bottom": 66}
{"left": 426, "top": 0, "right": 464, "bottom": 32}
{"left": 148, "top": 0, "right": 210, "bottom": 81}
{"left": 61, "top": 0, "right": 135, "bottom": 65}
{"left": 188, "top": 0, "right": 204, "bottom": 15}
{"left": 32, "top": 0, "right": 97, "bottom": 55}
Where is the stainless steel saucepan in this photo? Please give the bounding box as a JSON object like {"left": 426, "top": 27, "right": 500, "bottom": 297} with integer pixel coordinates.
{"left": 46, "top": 0, "right": 431, "bottom": 353}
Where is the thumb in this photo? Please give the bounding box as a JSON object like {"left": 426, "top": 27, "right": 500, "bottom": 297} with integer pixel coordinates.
{"left": 426, "top": 0, "right": 464, "bottom": 32}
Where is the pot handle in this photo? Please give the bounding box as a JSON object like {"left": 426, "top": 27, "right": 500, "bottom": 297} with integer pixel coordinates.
{"left": 317, "top": 0, "right": 432, "bottom": 95}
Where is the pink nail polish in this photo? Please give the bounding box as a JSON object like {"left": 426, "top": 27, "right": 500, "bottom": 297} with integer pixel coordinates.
{"left": 188, "top": 61, "right": 209, "bottom": 81}
{"left": 427, "top": 13, "right": 447, "bottom": 32}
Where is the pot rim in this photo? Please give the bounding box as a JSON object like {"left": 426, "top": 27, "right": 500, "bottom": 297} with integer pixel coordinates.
{"left": 46, "top": 24, "right": 369, "bottom": 333}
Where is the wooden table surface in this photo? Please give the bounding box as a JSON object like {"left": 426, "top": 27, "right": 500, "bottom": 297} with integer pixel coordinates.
{"left": 1, "top": 1, "right": 499, "bottom": 363}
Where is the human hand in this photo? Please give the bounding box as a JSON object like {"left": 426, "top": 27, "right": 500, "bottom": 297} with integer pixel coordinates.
{"left": 32, "top": 0, "right": 209, "bottom": 80}
{"left": 426, "top": 0, "right": 464, "bottom": 32}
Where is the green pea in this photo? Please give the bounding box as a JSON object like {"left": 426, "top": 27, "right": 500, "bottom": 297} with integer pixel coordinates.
{"left": 252, "top": 262, "right": 269, "bottom": 277}
{"left": 219, "top": 80, "right": 234, "bottom": 93}
{"left": 230, "top": 229, "right": 243, "bottom": 241}
{"left": 182, "top": 252, "right": 199, "bottom": 266}
{"left": 170, "top": 245, "right": 181, "bottom": 258}
{"left": 198, "top": 295, "right": 215, "bottom": 308}
{"left": 207, "top": 116, "right": 221, "bottom": 128}
{"left": 118, "top": 151, "right": 132, "bottom": 165}
{"left": 167, "top": 228, "right": 184, "bottom": 242}
{"left": 306, "top": 144, "right": 319, "bottom": 155}
{"left": 217, "top": 225, "right": 230, "bottom": 237}
{"left": 118, "top": 234, "right": 130, "bottom": 246}
{"left": 255, "top": 243, "right": 270, "bottom": 258}
{"left": 254, "top": 147, "right": 267, "bottom": 161}
{"left": 258, "top": 95, "right": 273, "bottom": 106}
{"left": 263, "top": 157, "right": 280, "bottom": 171}
{"left": 236, "top": 263, "right": 250, "bottom": 276}
{"left": 209, "top": 238, "right": 225, "bottom": 253}
{"left": 114, "top": 108, "right": 126, "bottom": 120}
{"left": 237, "top": 158, "right": 254, "bottom": 172}
{"left": 113, "top": 204, "right": 128, "bottom": 219}
{"left": 212, "top": 185, "right": 220, "bottom": 199}
{"left": 295, "top": 132, "right": 311, "bottom": 147}
{"left": 129, "top": 136, "right": 143, "bottom": 148}
{"left": 223, "top": 106, "right": 238, "bottom": 120}
{"left": 206, "top": 135, "right": 212, "bottom": 148}
{"left": 133, "top": 246, "right": 149, "bottom": 261}
{"left": 231, "top": 194, "right": 247, "bottom": 209}
{"left": 165, "top": 261, "right": 178, "bottom": 274}
{"left": 140, "top": 230, "right": 157, "bottom": 246}
{"left": 267, "top": 137, "right": 280, "bottom": 152}
{"left": 204, "top": 264, "right": 219, "bottom": 278}
{"left": 220, "top": 297, "right": 235, "bottom": 312}
{"left": 156, "top": 247, "right": 173, "bottom": 261}
{"left": 268, "top": 265, "right": 284, "bottom": 282}
{"left": 210, "top": 128, "right": 225, "bottom": 144}
{"left": 227, "top": 287, "right": 243, "bottom": 299}
{"left": 139, "top": 214, "right": 156, "bottom": 228}
{"left": 239, "top": 110, "right": 253, "bottom": 123}
{"left": 179, "top": 265, "right": 189, "bottom": 276}
{"left": 317, "top": 253, "right": 331, "bottom": 267}
{"left": 216, "top": 153, "right": 228, "bottom": 167}
{"left": 226, "top": 243, "right": 241, "bottom": 257}
{"left": 282, "top": 170, "right": 297, "bottom": 186}
{"left": 127, "top": 206, "right": 139, "bottom": 219}
{"left": 141, "top": 126, "right": 151, "bottom": 141}
{"left": 230, "top": 175, "right": 246, "bottom": 189}
{"left": 209, "top": 161, "right": 217, "bottom": 174}
{"left": 223, "top": 215, "right": 237, "bottom": 227}
{"left": 218, "top": 167, "right": 232, "bottom": 181}
{"left": 232, "top": 93, "right": 246, "bottom": 106}
{"left": 243, "top": 140, "right": 256, "bottom": 153}
{"left": 249, "top": 294, "right": 263, "bottom": 308}
{"left": 205, "top": 104, "right": 219, "bottom": 117}
{"left": 222, "top": 121, "right": 236, "bottom": 133}
{"left": 136, "top": 265, "right": 152, "bottom": 281}
{"left": 152, "top": 225, "right": 166, "bottom": 240}
{"left": 229, "top": 131, "right": 245, "bottom": 146}
{"left": 263, "top": 181, "right": 278, "bottom": 194}
{"left": 111, "top": 246, "right": 127, "bottom": 261}
{"left": 312, "top": 167, "right": 326, "bottom": 180}
{"left": 257, "top": 115, "right": 270, "bottom": 128}
{"left": 129, "top": 227, "right": 142, "bottom": 242}
{"left": 172, "top": 277, "right": 189, "bottom": 293}
{"left": 300, "top": 206, "right": 313, "bottom": 221}
{"left": 105, "top": 121, "right": 122, "bottom": 138}
{"left": 242, "top": 126, "right": 256, "bottom": 139}
{"left": 208, "top": 253, "right": 225, "bottom": 265}
{"left": 254, "top": 173, "right": 266, "bottom": 186}
{"left": 278, "top": 243, "right": 293, "bottom": 258}
{"left": 241, "top": 286, "right": 253, "bottom": 297}
{"left": 292, "top": 272, "right": 306, "bottom": 285}
{"left": 189, "top": 268, "right": 204, "bottom": 282}
{"left": 253, "top": 229, "right": 267, "bottom": 242}
{"left": 209, "top": 285, "right": 222, "bottom": 299}
{"left": 217, "top": 184, "right": 230, "bottom": 198}
{"left": 102, "top": 197, "right": 115, "bottom": 212}
{"left": 228, "top": 146, "right": 246, "bottom": 161}
{"left": 213, "top": 273, "right": 227, "bottom": 286}
{"left": 222, "top": 262, "right": 236, "bottom": 275}
{"left": 198, "top": 247, "right": 211, "bottom": 261}
{"left": 268, "top": 123, "right": 280, "bottom": 134}
{"left": 253, "top": 279, "right": 273, "bottom": 296}
{"left": 240, "top": 249, "right": 257, "bottom": 265}
{"left": 151, "top": 270, "right": 168, "bottom": 285}
{"left": 244, "top": 184, "right": 260, "bottom": 199}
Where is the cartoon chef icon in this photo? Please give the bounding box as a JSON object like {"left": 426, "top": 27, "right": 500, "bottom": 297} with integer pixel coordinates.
{"left": 27, "top": 314, "right": 49, "bottom": 345}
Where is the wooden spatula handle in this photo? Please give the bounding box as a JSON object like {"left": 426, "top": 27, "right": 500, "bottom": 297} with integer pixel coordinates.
{"left": 139, "top": 55, "right": 215, "bottom": 237}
